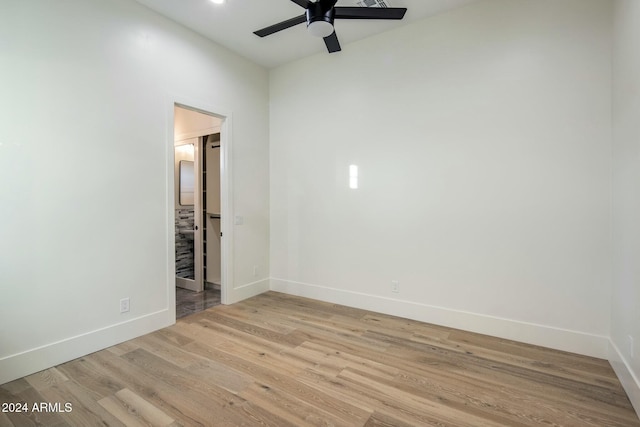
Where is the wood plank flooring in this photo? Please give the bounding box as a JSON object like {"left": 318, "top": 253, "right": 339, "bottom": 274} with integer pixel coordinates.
{"left": 1, "top": 291, "right": 638, "bottom": 426}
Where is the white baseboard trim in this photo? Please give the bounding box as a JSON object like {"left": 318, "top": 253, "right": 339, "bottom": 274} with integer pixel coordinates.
{"left": 609, "top": 340, "right": 640, "bottom": 417}
{"left": 227, "top": 278, "right": 270, "bottom": 304}
{"left": 270, "top": 278, "right": 609, "bottom": 359}
{"left": 0, "top": 309, "right": 171, "bottom": 385}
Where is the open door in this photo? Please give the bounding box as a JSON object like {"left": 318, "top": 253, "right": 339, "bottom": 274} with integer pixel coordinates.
{"left": 174, "top": 137, "right": 204, "bottom": 292}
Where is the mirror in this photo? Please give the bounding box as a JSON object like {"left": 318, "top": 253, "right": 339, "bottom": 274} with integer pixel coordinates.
{"left": 179, "top": 160, "right": 195, "bottom": 205}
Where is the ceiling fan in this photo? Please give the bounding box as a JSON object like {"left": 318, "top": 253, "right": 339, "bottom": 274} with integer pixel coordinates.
{"left": 253, "top": 0, "right": 408, "bottom": 53}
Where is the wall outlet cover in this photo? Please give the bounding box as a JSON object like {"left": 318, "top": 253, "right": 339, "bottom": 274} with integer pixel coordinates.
{"left": 391, "top": 280, "right": 399, "bottom": 293}
{"left": 120, "top": 298, "right": 130, "bottom": 313}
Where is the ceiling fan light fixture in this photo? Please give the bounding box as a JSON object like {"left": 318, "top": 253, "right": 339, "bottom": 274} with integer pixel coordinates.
{"left": 307, "top": 20, "right": 334, "bottom": 38}
{"left": 253, "top": 1, "right": 407, "bottom": 54}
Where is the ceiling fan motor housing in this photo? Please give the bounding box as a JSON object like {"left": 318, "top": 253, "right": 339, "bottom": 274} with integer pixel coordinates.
{"left": 306, "top": 1, "right": 335, "bottom": 36}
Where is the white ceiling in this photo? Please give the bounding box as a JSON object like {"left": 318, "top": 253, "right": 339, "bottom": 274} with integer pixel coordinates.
{"left": 134, "top": 0, "right": 477, "bottom": 68}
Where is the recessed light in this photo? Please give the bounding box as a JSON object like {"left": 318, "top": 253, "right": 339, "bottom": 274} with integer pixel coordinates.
{"left": 211, "top": 0, "right": 225, "bottom": 4}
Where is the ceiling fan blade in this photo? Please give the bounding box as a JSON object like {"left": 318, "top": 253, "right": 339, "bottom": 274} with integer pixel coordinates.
{"left": 334, "top": 7, "right": 407, "bottom": 20}
{"left": 323, "top": 32, "right": 341, "bottom": 53}
{"left": 254, "top": 14, "right": 307, "bottom": 37}
{"left": 290, "top": 0, "right": 312, "bottom": 8}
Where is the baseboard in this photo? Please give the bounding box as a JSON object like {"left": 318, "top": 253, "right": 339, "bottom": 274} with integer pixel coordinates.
{"left": 609, "top": 340, "right": 640, "bottom": 417}
{"left": 226, "top": 278, "right": 270, "bottom": 304}
{"left": 0, "top": 309, "right": 172, "bottom": 385}
{"left": 270, "top": 278, "right": 609, "bottom": 359}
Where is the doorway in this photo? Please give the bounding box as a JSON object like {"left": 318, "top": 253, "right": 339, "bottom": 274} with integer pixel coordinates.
{"left": 173, "top": 104, "right": 225, "bottom": 318}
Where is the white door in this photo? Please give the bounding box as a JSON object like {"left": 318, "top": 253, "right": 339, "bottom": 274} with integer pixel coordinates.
{"left": 175, "top": 138, "right": 204, "bottom": 292}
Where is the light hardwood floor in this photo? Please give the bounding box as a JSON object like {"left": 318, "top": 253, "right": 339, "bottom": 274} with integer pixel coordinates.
{"left": 1, "top": 291, "right": 638, "bottom": 426}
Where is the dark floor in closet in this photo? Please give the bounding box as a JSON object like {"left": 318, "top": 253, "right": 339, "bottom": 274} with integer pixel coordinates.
{"left": 176, "top": 286, "right": 221, "bottom": 319}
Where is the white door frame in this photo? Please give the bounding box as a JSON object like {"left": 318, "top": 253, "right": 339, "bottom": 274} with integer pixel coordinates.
{"left": 166, "top": 97, "right": 234, "bottom": 324}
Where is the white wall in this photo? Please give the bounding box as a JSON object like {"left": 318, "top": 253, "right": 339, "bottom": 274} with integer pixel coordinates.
{"left": 270, "top": 0, "right": 613, "bottom": 357}
{"left": 0, "top": 0, "right": 269, "bottom": 384}
{"left": 611, "top": 0, "right": 640, "bottom": 413}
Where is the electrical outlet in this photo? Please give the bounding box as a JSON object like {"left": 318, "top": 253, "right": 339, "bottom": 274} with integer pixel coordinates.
{"left": 391, "top": 280, "right": 399, "bottom": 293}
{"left": 120, "top": 297, "right": 130, "bottom": 313}
{"left": 629, "top": 335, "right": 635, "bottom": 359}
{"left": 253, "top": 265, "right": 258, "bottom": 277}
